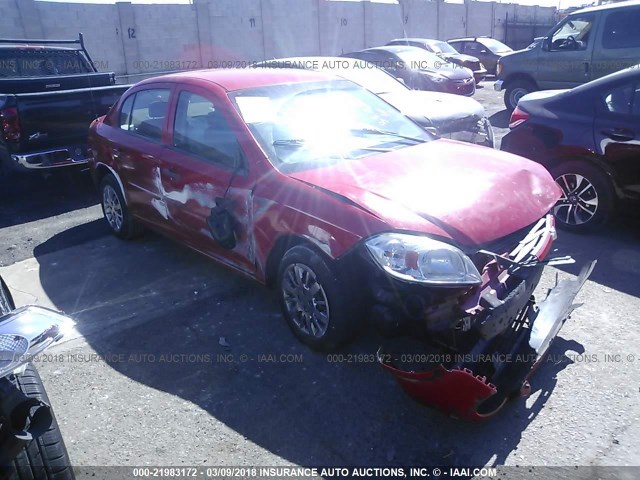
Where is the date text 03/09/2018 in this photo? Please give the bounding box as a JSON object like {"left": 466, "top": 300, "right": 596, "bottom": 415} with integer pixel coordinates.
{"left": 131, "top": 466, "right": 498, "bottom": 478}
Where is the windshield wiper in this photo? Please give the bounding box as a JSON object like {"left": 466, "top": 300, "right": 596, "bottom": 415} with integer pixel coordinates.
{"left": 350, "top": 128, "right": 426, "bottom": 144}
{"left": 273, "top": 139, "right": 306, "bottom": 146}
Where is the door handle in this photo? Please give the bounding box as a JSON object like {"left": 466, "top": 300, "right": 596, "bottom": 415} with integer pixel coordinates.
{"left": 162, "top": 167, "right": 181, "bottom": 181}
{"left": 112, "top": 148, "right": 120, "bottom": 159}
{"left": 583, "top": 61, "right": 589, "bottom": 75}
{"left": 601, "top": 128, "right": 634, "bottom": 142}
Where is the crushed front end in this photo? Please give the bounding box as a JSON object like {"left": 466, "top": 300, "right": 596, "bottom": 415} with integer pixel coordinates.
{"left": 356, "top": 215, "right": 594, "bottom": 420}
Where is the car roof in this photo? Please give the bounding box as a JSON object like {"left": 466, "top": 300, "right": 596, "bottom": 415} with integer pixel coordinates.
{"left": 389, "top": 38, "right": 443, "bottom": 44}
{"left": 357, "top": 45, "right": 421, "bottom": 54}
{"left": 255, "top": 56, "right": 366, "bottom": 68}
{"left": 574, "top": 0, "right": 640, "bottom": 15}
{"left": 448, "top": 37, "right": 490, "bottom": 43}
{"left": 134, "top": 68, "right": 340, "bottom": 92}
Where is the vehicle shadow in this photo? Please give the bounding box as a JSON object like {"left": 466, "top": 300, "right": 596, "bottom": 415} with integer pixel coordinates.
{"left": 33, "top": 225, "right": 580, "bottom": 467}
{"left": 0, "top": 171, "right": 97, "bottom": 229}
{"left": 551, "top": 207, "right": 640, "bottom": 298}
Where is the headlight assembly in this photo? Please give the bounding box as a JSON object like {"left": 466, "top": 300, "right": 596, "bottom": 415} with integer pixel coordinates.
{"left": 365, "top": 233, "right": 482, "bottom": 286}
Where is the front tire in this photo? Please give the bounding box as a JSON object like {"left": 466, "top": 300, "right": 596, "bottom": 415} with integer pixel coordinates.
{"left": 99, "top": 174, "right": 143, "bottom": 240}
{"left": 7, "top": 364, "right": 74, "bottom": 480}
{"left": 550, "top": 161, "right": 615, "bottom": 232}
{"left": 277, "top": 245, "right": 362, "bottom": 351}
{"left": 504, "top": 79, "right": 536, "bottom": 110}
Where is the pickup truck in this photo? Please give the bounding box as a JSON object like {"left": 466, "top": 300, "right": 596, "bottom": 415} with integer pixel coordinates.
{"left": 0, "top": 34, "right": 129, "bottom": 186}
{"left": 495, "top": 1, "right": 640, "bottom": 110}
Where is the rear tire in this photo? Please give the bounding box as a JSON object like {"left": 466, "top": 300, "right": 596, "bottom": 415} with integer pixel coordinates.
{"left": 504, "top": 79, "right": 536, "bottom": 111}
{"left": 550, "top": 161, "right": 615, "bottom": 232}
{"left": 99, "top": 174, "right": 143, "bottom": 240}
{"left": 7, "top": 364, "right": 74, "bottom": 480}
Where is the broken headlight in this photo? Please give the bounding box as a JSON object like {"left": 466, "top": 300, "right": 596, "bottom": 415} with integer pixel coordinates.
{"left": 365, "top": 233, "right": 482, "bottom": 286}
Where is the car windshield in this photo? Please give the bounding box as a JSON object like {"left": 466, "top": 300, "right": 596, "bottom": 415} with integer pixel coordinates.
{"left": 325, "top": 61, "right": 408, "bottom": 95}
{"left": 478, "top": 38, "right": 512, "bottom": 54}
{"left": 229, "top": 80, "right": 431, "bottom": 173}
{"left": 427, "top": 41, "right": 458, "bottom": 54}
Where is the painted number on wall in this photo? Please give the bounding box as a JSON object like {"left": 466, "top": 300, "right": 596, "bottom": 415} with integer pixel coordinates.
{"left": 127, "top": 27, "right": 136, "bottom": 39}
{"left": 404, "top": 15, "right": 409, "bottom": 24}
{"left": 339, "top": 18, "right": 348, "bottom": 26}
{"left": 249, "top": 18, "right": 256, "bottom": 28}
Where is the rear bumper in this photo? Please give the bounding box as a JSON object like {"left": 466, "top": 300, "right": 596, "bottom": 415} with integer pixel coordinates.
{"left": 9, "top": 145, "right": 89, "bottom": 171}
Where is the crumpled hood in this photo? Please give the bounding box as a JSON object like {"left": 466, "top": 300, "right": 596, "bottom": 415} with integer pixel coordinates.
{"left": 380, "top": 90, "right": 485, "bottom": 126}
{"left": 289, "top": 140, "right": 561, "bottom": 246}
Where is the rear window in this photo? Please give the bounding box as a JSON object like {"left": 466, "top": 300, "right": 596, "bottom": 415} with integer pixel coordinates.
{"left": 602, "top": 9, "right": 640, "bottom": 49}
{"left": 0, "top": 49, "right": 93, "bottom": 77}
{"left": 119, "top": 89, "right": 171, "bottom": 141}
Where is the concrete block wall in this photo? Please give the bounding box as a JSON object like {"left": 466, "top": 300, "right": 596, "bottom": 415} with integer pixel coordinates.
{"left": 0, "top": 0, "right": 558, "bottom": 79}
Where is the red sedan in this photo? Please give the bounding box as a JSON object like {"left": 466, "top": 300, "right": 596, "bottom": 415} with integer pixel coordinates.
{"left": 88, "top": 69, "right": 593, "bottom": 419}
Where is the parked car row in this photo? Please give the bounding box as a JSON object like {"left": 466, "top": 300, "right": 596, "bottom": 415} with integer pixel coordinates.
{"left": 253, "top": 57, "right": 493, "bottom": 147}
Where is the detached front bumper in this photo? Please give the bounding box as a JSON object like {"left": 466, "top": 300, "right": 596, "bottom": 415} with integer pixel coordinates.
{"left": 366, "top": 215, "right": 595, "bottom": 420}
{"left": 379, "top": 260, "right": 595, "bottom": 421}
{"left": 494, "top": 79, "right": 504, "bottom": 91}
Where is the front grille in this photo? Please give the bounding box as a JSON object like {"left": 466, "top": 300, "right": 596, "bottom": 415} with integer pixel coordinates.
{"left": 448, "top": 78, "right": 475, "bottom": 95}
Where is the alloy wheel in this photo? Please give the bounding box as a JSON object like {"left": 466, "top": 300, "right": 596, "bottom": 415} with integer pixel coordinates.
{"left": 553, "top": 173, "right": 599, "bottom": 225}
{"left": 281, "top": 263, "right": 330, "bottom": 338}
{"left": 103, "top": 184, "right": 124, "bottom": 232}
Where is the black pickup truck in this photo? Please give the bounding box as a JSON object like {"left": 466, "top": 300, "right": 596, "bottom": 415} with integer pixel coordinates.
{"left": 0, "top": 34, "right": 129, "bottom": 185}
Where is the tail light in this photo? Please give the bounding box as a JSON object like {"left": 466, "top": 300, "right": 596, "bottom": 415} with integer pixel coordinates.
{"left": 509, "top": 105, "right": 529, "bottom": 129}
{"left": 0, "top": 107, "right": 21, "bottom": 142}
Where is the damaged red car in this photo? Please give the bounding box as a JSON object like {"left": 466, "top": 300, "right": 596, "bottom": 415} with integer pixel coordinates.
{"left": 88, "top": 69, "right": 593, "bottom": 420}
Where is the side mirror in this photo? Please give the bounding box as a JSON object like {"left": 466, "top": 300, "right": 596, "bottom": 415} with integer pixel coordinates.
{"left": 541, "top": 37, "right": 550, "bottom": 51}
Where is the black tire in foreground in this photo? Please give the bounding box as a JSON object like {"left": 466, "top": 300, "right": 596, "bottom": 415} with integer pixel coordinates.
{"left": 504, "top": 78, "right": 537, "bottom": 111}
{"left": 5, "top": 365, "right": 74, "bottom": 480}
{"left": 550, "top": 160, "right": 616, "bottom": 233}
{"left": 277, "top": 245, "right": 362, "bottom": 351}
{"left": 99, "top": 174, "right": 143, "bottom": 240}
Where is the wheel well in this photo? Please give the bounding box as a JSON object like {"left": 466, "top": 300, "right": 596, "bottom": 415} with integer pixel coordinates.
{"left": 93, "top": 164, "right": 111, "bottom": 186}
{"left": 504, "top": 73, "right": 538, "bottom": 90}
{"left": 264, "top": 235, "right": 331, "bottom": 288}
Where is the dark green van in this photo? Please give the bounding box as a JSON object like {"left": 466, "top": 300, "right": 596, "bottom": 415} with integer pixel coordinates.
{"left": 495, "top": 0, "right": 640, "bottom": 110}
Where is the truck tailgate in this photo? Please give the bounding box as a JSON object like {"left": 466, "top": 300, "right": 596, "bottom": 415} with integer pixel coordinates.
{"left": 14, "top": 84, "right": 130, "bottom": 151}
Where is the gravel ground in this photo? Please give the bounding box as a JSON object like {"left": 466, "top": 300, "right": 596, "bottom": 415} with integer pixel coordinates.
{"left": 0, "top": 80, "right": 639, "bottom": 476}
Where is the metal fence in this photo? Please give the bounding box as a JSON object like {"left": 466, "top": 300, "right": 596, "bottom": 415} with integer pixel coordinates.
{"left": 504, "top": 13, "right": 557, "bottom": 50}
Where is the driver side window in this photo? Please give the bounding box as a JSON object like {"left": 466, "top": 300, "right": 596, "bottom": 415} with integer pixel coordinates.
{"left": 550, "top": 15, "right": 593, "bottom": 51}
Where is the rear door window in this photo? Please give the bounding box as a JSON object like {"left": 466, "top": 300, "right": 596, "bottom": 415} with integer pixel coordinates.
{"left": 600, "top": 82, "right": 638, "bottom": 115}
{"left": 602, "top": 9, "right": 640, "bottom": 49}
{"left": 128, "top": 89, "right": 170, "bottom": 141}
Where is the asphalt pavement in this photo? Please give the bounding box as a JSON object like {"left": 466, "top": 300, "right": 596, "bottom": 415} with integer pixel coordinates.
{"left": 0, "top": 81, "right": 639, "bottom": 474}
